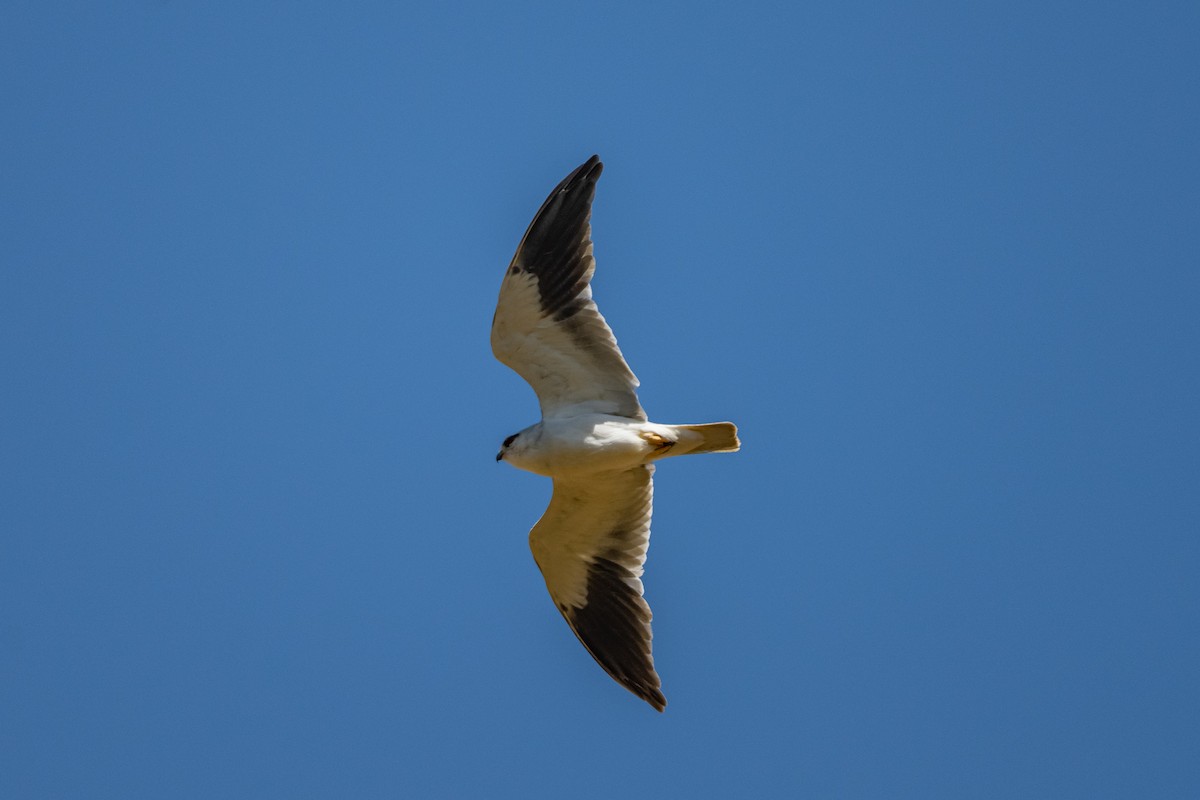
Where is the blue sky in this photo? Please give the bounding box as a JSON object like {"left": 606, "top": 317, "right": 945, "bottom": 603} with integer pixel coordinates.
{"left": 3, "top": 2, "right": 1198, "bottom": 797}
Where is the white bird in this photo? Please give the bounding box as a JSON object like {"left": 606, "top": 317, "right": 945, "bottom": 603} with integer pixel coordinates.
{"left": 492, "top": 155, "right": 740, "bottom": 711}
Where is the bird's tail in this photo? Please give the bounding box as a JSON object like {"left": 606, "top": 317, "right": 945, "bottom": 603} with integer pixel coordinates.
{"left": 672, "top": 422, "right": 741, "bottom": 455}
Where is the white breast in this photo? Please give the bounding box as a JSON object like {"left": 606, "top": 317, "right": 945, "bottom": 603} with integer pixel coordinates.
{"left": 509, "top": 415, "right": 653, "bottom": 477}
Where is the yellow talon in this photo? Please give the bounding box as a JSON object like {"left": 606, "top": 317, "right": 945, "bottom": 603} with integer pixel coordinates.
{"left": 640, "top": 431, "right": 675, "bottom": 452}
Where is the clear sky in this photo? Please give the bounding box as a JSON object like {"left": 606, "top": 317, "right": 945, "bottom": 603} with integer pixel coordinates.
{"left": 3, "top": 2, "right": 1198, "bottom": 797}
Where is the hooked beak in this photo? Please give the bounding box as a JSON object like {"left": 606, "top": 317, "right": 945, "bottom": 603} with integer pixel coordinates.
{"left": 495, "top": 450, "right": 504, "bottom": 462}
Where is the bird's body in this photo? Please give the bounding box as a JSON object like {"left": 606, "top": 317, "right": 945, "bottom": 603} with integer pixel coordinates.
{"left": 501, "top": 415, "right": 664, "bottom": 476}
{"left": 500, "top": 415, "right": 733, "bottom": 477}
{"left": 492, "top": 155, "right": 739, "bottom": 711}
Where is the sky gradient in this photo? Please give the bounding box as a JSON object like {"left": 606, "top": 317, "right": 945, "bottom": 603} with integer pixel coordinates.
{"left": 3, "top": 2, "right": 1198, "bottom": 797}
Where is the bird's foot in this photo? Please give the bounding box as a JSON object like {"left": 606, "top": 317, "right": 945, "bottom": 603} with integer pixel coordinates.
{"left": 640, "top": 431, "right": 676, "bottom": 454}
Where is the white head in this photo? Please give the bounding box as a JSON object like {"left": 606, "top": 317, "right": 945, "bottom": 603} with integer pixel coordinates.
{"left": 496, "top": 423, "right": 544, "bottom": 468}
{"left": 496, "top": 431, "right": 520, "bottom": 462}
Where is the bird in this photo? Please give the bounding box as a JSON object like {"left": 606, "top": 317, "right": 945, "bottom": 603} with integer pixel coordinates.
{"left": 491, "top": 155, "right": 740, "bottom": 711}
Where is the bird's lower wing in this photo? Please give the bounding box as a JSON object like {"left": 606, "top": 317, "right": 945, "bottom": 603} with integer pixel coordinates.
{"left": 528, "top": 465, "right": 665, "bottom": 710}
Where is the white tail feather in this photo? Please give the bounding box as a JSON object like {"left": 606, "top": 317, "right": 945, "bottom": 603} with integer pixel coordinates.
{"left": 672, "top": 422, "right": 740, "bottom": 455}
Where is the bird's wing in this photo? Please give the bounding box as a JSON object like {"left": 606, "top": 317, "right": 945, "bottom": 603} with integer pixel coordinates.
{"left": 528, "top": 464, "right": 665, "bottom": 710}
{"left": 491, "top": 155, "right": 645, "bottom": 421}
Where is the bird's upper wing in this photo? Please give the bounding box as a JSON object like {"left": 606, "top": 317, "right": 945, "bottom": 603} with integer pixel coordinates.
{"left": 528, "top": 464, "right": 665, "bottom": 711}
{"left": 491, "top": 156, "right": 645, "bottom": 421}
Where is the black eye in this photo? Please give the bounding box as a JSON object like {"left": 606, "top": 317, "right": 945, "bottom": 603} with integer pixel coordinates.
{"left": 503, "top": 434, "right": 518, "bottom": 447}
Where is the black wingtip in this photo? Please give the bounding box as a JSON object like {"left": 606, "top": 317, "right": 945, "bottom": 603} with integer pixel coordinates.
{"left": 632, "top": 679, "right": 668, "bottom": 712}
{"left": 508, "top": 155, "right": 607, "bottom": 320}
{"left": 565, "top": 556, "right": 668, "bottom": 713}
{"left": 516, "top": 156, "right": 604, "bottom": 254}
{"left": 578, "top": 154, "right": 602, "bottom": 181}
{"left": 550, "top": 154, "right": 603, "bottom": 197}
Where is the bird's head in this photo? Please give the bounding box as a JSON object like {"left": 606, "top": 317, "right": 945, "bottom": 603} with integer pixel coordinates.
{"left": 496, "top": 432, "right": 520, "bottom": 462}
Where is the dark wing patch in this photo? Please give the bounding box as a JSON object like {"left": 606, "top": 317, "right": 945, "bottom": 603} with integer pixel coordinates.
{"left": 510, "top": 155, "right": 602, "bottom": 321}
{"left": 565, "top": 555, "right": 666, "bottom": 712}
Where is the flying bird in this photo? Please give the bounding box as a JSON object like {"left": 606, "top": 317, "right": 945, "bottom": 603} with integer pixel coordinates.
{"left": 491, "top": 155, "right": 740, "bottom": 711}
